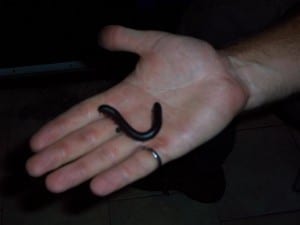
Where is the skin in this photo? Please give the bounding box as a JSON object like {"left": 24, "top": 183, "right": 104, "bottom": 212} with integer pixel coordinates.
{"left": 223, "top": 14, "right": 300, "bottom": 110}
{"left": 26, "top": 12, "right": 300, "bottom": 196}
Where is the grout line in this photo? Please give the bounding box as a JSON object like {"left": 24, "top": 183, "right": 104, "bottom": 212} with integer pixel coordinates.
{"left": 107, "top": 201, "right": 112, "bottom": 225}
{"left": 109, "top": 192, "right": 172, "bottom": 203}
{"left": 220, "top": 209, "right": 300, "bottom": 223}
{"left": 236, "top": 124, "right": 284, "bottom": 132}
{"left": 0, "top": 206, "right": 3, "bottom": 225}
{"left": 216, "top": 206, "right": 224, "bottom": 225}
{"left": 286, "top": 127, "right": 300, "bottom": 151}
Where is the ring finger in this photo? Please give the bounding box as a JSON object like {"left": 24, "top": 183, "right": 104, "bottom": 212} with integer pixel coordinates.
{"left": 45, "top": 135, "right": 140, "bottom": 193}
{"left": 90, "top": 145, "right": 165, "bottom": 196}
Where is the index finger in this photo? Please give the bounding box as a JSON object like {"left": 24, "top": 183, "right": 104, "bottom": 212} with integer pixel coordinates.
{"left": 30, "top": 94, "right": 106, "bottom": 152}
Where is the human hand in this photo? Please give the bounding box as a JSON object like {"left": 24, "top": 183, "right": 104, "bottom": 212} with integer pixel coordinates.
{"left": 26, "top": 26, "right": 248, "bottom": 196}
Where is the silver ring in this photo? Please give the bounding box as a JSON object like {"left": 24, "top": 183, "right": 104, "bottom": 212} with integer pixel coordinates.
{"left": 142, "top": 147, "right": 162, "bottom": 168}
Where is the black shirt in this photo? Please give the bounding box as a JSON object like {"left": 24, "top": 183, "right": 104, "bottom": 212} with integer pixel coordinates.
{"left": 179, "top": 0, "right": 300, "bottom": 47}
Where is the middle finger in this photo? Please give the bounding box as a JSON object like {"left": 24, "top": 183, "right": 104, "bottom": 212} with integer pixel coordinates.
{"left": 45, "top": 135, "right": 140, "bottom": 193}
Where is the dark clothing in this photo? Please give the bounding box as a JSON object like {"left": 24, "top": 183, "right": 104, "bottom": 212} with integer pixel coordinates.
{"left": 179, "top": 0, "right": 300, "bottom": 47}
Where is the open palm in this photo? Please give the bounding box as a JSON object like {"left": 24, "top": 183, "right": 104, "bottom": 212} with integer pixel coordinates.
{"left": 26, "top": 26, "right": 248, "bottom": 196}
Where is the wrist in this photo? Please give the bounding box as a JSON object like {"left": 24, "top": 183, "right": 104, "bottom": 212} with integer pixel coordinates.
{"left": 223, "top": 53, "right": 269, "bottom": 110}
{"left": 220, "top": 49, "right": 289, "bottom": 110}
{"left": 219, "top": 13, "right": 300, "bottom": 111}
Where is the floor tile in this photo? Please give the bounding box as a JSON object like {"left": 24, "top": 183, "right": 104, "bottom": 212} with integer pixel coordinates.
{"left": 222, "top": 210, "right": 300, "bottom": 225}
{"left": 110, "top": 193, "right": 220, "bottom": 225}
{"left": 217, "top": 127, "right": 300, "bottom": 220}
{"left": 1, "top": 180, "right": 109, "bottom": 225}
{"left": 108, "top": 186, "right": 164, "bottom": 201}
{"left": 287, "top": 126, "right": 300, "bottom": 192}
{"left": 2, "top": 117, "right": 45, "bottom": 179}
{"left": 287, "top": 126, "right": 300, "bottom": 150}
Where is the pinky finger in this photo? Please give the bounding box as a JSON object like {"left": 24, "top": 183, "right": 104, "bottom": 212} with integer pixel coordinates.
{"left": 90, "top": 146, "right": 163, "bottom": 196}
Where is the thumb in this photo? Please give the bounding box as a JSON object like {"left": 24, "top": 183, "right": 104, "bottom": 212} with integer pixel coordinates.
{"left": 99, "top": 25, "right": 168, "bottom": 55}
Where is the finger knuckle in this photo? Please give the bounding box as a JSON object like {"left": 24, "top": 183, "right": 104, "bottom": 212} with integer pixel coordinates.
{"left": 118, "top": 163, "right": 133, "bottom": 183}
{"left": 80, "top": 127, "right": 98, "bottom": 145}
{"left": 55, "top": 141, "right": 71, "bottom": 162}
{"left": 137, "top": 154, "right": 151, "bottom": 173}
{"left": 151, "top": 136, "right": 171, "bottom": 162}
{"left": 100, "top": 145, "right": 119, "bottom": 163}
{"left": 74, "top": 160, "right": 90, "bottom": 178}
{"left": 74, "top": 101, "right": 94, "bottom": 118}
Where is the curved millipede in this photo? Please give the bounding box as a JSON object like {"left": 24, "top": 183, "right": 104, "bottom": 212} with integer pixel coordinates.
{"left": 98, "top": 102, "right": 162, "bottom": 142}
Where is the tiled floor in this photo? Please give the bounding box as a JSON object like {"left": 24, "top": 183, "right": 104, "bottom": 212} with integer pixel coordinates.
{"left": 289, "top": 126, "right": 300, "bottom": 150}
{"left": 109, "top": 192, "right": 220, "bottom": 225}
{"left": 0, "top": 81, "right": 300, "bottom": 225}
{"left": 2, "top": 189, "right": 110, "bottom": 225}
{"left": 218, "top": 126, "right": 300, "bottom": 219}
{"left": 222, "top": 211, "right": 300, "bottom": 225}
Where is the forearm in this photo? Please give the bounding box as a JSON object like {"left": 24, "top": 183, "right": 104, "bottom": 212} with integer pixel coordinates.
{"left": 222, "top": 12, "right": 300, "bottom": 110}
